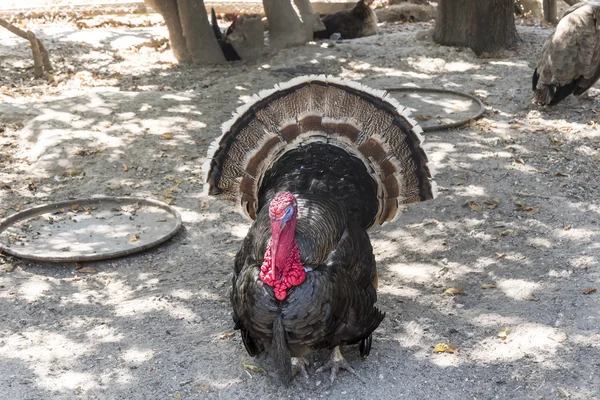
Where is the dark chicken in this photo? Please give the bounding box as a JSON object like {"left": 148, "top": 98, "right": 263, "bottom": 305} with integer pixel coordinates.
{"left": 313, "top": 0, "right": 378, "bottom": 40}
{"left": 210, "top": 8, "right": 240, "bottom": 61}
{"left": 204, "top": 76, "right": 436, "bottom": 384}
{"left": 532, "top": 1, "right": 600, "bottom": 105}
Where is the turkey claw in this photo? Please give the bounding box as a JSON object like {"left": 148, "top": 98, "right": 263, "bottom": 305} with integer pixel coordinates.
{"left": 316, "top": 346, "right": 364, "bottom": 383}
{"left": 291, "top": 357, "right": 310, "bottom": 379}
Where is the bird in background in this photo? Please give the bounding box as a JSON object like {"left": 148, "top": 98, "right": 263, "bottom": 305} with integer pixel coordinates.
{"left": 532, "top": 1, "right": 600, "bottom": 105}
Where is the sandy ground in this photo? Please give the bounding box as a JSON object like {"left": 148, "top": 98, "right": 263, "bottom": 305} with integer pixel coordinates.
{"left": 1, "top": 11, "right": 600, "bottom": 400}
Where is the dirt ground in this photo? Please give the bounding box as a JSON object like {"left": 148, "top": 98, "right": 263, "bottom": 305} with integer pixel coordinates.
{"left": 1, "top": 9, "right": 599, "bottom": 400}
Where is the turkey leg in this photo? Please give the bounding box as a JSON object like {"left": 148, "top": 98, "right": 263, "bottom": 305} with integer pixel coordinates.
{"left": 291, "top": 356, "right": 309, "bottom": 378}
{"left": 316, "top": 346, "right": 364, "bottom": 383}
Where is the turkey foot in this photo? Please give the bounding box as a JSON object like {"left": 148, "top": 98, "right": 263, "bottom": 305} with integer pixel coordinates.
{"left": 291, "top": 357, "right": 309, "bottom": 378}
{"left": 316, "top": 346, "right": 364, "bottom": 383}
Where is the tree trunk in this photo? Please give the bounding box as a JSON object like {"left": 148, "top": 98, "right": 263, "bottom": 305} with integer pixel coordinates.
{"left": 433, "top": 0, "right": 518, "bottom": 55}
{"left": 144, "top": 0, "right": 225, "bottom": 64}
{"left": 262, "top": 0, "right": 313, "bottom": 48}
{"left": 543, "top": 0, "right": 557, "bottom": 23}
{"left": 178, "top": 0, "right": 226, "bottom": 63}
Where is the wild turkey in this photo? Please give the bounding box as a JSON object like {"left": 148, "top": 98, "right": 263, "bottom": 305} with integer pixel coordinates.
{"left": 313, "top": 0, "right": 378, "bottom": 40}
{"left": 532, "top": 1, "right": 600, "bottom": 105}
{"left": 210, "top": 8, "right": 240, "bottom": 61}
{"left": 203, "top": 75, "right": 436, "bottom": 384}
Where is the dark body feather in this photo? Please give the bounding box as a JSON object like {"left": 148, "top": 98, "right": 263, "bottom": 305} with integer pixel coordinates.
{"left": 313, "top": 0, "right": 378, "bottom": 40}
{"left": 231, "top": 144, "right": 385, "bottom": 359}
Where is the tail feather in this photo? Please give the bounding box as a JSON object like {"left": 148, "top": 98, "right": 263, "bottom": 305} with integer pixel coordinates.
{"left": 272, "top": 316, "right": 292, "bottom": 385}
{"left": 204, "top": 75, "right": 436, "bottom": 227}
{"left": 532, "top": 79, "right": 580, "bottom": 106}
{"left": 210, "top": 8, "right": 223, "bottom": 41}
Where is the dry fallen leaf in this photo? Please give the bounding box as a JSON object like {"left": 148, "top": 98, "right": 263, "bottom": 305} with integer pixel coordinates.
{"left": 416, "top": 114, "right": 430, "bottom": 121}
{"left": 481, "top": 283, "right": 497, "bottom": 289}
{"left": 497, "top": 328, "right": 510, "bottom": 339}
{"left": 434, "top": 343, "right": 458, "bottom": 353}
{"left": 164, "top": 198, "right": 174, "bottom": 205}
{"left": 218, "top": 332, "right": 235, "bottom": 339}
{"left": 581, "top": 287, "right": 596, "bottom": 295}
{"left": 463, "top": 200, "right": 482, "bottom": 212}
{"left": 555, "top": 172, "right": 569, "bottom": 177}
{"left": 242, "top": 360, "right": 267, "bottom": 375}
{"left": 63, "top": 169, "right": 84, "bottom": 177}
{"left": 129, "top": 233, "right": 140, "bottom": 242}
{"left": 444, "top": 287, "right": 464, "bottom": 296}
{"left": 122, "top": 164, "right": 129, "bottom": 172}
{"left": 484, "top": 199, "right": 501, "bottom": 209}
{"left": 173, "top": 393, "right": 181, "bottom": 399}
{"left": 160, "top": 132, "right": 173, "bottom": 140}
{"left": 514, "top": 200, "right": 539, "bottom": 215}
{"left": 1, "top": 264, "right": 15, "bottom": 272}
{"left": 563, "top": 224, "right": 572, "bottom": 231}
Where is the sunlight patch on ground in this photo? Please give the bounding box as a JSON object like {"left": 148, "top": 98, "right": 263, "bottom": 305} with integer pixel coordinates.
{"left": 179, "top": 209, "right": 219, "bottom": 223}
{"left": 408, "top": 57, "right": 479, "bottom": 73}
{"left": 387, "top": 262, "right": 440, "bottom": 284}
{"left": 470, "top": 323, "right": 566, "bottom": 365}
{"left": 121, "top": 346, "right": 154, "bottom": 365}
{"left": 394, "top": 320, "right": 426, "bottom": 348}
{"left": 378, "top": 284, "right": 422, "bottom": 299}
{"left": 496, "top": 279, "right": 541, "bottom": 301}
{"left": 39, "top": 370, "right": 99, "bottom": 393}
{"left": 0, "top": 330, "right": 97, "bottom": 391}
{"left": 450, "top": 184, "right": 489, "bottom": 198}
{"left": 228, "top": 223, "right": 250, "bottom": 238}
{"left": 18, "top": 279, "right": 51, "bottom": 302}
{"left": 110, "top": 295, "right": 196, "bottom": 320}
{"left": 170, "top": 288, "right": 194, "bottom": 300}
{"left": 85, "top": 324, "right": 125, "bottom": 343}
{"left": 488, "top": 60, "right": 529, "bottom": 68}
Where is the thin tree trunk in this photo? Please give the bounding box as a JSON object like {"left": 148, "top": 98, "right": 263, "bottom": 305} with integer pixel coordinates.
{"left": 263, "top": 0, "right": 310, "bottom": 48}
{"left": 144, "top": 0, "right": 192, "bottom": 63}
{"left": 178, "top": 0, "right": 226, "bottom": 64}
{"left": 27, "top": 31, "right": 43, "bottom": 77}
{"left": 145, "top": 0, "right": 225, "bottom": 64}
{"left": 543, "top": 0, "right": 557, "bottom": 23}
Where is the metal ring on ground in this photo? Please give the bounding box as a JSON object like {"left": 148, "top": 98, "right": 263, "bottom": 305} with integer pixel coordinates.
{"left": 383, "top": 87, "right": 487, "bottom": 132}
{"left": 0, "top": 197, "right": 182, "bottom": 263}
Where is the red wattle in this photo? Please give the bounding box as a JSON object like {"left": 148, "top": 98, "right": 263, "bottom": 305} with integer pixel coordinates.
{"left": 259, "top": 240, "right": 305, "bottom": 300}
